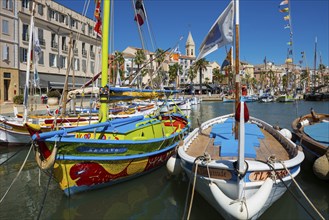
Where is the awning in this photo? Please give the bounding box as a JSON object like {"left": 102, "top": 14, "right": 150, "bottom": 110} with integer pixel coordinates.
{"left": 19, "top": 72, "right": 93, "bottom": 89}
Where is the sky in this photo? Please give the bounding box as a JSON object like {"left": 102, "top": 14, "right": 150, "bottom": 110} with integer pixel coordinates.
{"left": 55, "top": 0, "right": 328, "bottom": 67}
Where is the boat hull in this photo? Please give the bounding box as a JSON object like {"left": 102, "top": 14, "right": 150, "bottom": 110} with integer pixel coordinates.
{"left": 56, "top": 144, "right": 177, "bottom": 196}
{"left": 178, "top": 114, "right": 304, "bottom": 219}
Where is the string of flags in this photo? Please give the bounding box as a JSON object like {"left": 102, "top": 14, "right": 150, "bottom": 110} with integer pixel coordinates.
{"left": 279, "top": 0, "right": 293, "bottom": 64}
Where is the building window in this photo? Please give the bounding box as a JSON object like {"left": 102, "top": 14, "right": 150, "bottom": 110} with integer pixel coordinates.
{"left": 38, "top": 28, "right": 45, "bottom": 46}
{"left": 22, "top": 0, "right": 29, "bottom": 8}
{"left": 2, "top": 20, "right": 9, "bottom": 35}
{"left": 38, "top": 3, "right": 43, "bottom": 15}
{"left": 2, "top": 44, "right": 9, "bottom": 61}
{"left": 59, "top": 13, "right": 66, "bottom": 23}
{"left": 49, "top": 53, "right": 57, "bottom": 67}
{"left": 88, "top": 25, "right": 93, "bottom": 35}
{"left": 22, "top": 24, "right": 29, "bottom": 41}
{"left": 61, "top": 36, "right": 67, "bottom": 51}
{"left": 20, "top": 47, "right": 28, "bottom": 63}
{"left": 73, "top": 58, "right": 80, "bottom": 71}
{"left": 51, "top": 33, "right": 57, "bottom": 48}
{"left": 49, "top": 9, "right": 58, "bottom": 21}
{"left": 2, "top": 0, "right": 13, "bottom": 10}
{"left": 90, "top": 61, "right": 95, "bottom": 74}
{"left": 4, "top": 72, "right": 11, "bottom": 78}
{"left": 191, "top": 49, "right": 194, "bottom": 56}
{"left": 59, "top": 55, "right": 67, "bottom": 69}
{"left": 81, "top": 23, "right": 85, "bottom": 32}
{"left": 82, "top": 59, "right": 87, "bottom": 73}
{"left": 38, "top": 51, "right": 44, "bottom": 65}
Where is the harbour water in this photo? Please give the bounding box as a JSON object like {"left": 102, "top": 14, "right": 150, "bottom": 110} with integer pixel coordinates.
{"left": 0, "top": 100, "right": 328, "bottom": 219}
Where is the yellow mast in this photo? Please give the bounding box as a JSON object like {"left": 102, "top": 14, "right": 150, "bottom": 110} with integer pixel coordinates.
{"left": 100, "top": 0, "right": 110, "bottom": 122}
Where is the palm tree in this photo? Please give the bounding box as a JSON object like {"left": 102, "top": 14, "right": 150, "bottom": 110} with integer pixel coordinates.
{"left": 193, "top": 58, "right": 209, "bottom": 94}
{"left": 134, "top": 49, "right": 146, "bottom": 88}
{"left": 187, "top": 67, "right": 197, "bottom": 84}
{"left": 168, "top": 63, "right": 182, "bottom": 87}
{"left": 154, "top": 48, "right": 166, "bottom": 88}
{"left": 212, "top": 67, "right": 224, "bottom": 84}
{"left": 114, "top": 51, "right": 124, "bottom": 85}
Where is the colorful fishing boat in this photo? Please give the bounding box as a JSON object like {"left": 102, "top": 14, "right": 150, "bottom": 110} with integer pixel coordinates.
{"left": 25, "top": 0, "right": 190, "bottom": 196}
{"left": 167, "top": 0, "right": 304, "bottom": 219}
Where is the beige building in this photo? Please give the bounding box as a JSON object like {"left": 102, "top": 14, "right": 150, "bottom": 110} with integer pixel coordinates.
{"left": 0, "top": 0, "right": 101, "bottom": 103}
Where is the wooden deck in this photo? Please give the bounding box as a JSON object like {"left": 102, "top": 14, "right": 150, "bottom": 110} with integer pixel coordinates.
{"left": 186, "top": 126, "right": 290, "bottom": 161}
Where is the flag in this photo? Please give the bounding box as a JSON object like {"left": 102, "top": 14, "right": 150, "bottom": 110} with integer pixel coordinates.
{"left": 284, "top": 24, "right": 290, "bottom": 29}
{"left": 301, "top": 51, "right": 304, "bottom": 58}
{"left": 279, "top": 7, "right": 289, "bottom": 13}
{"left": 170, "top": 53, "right": 179, "bottom": 61}
{"left": 288, "top": 49, "right": 293, "bottom": 55}
{"left": 287, "top": 41, "right": 292, "bottom": 45}
{"left": 134, "top": 0, "right": 145, "bottom": 26}
{"left": 197, "top": 1, "right": 234, "bottom": 60}
{"left": 33, "top": 27, "right": 41, "bottom": 60}
{"left": 221, "top": 47, "right": 232, "bottom": 75}
{"left": 94, "top": 0, "right": 102, "bottom": 38}
{"left": 284, "top": 15, "right": 290, "bottom": 20}
{"left": 280, "top": 0, "right": 289, "bottom": 6}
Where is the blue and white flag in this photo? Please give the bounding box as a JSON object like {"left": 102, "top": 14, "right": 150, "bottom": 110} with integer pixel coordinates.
{"left": 197, "top": 1, "right": 234, "bottom": 60}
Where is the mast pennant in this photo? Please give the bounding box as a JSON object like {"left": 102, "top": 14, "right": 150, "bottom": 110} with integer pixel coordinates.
{"left": 197, "top": 1, "right": 234, "bottom": 60}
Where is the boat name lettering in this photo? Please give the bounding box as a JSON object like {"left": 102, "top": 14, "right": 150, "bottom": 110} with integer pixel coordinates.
{"left": 249, "top": 169, "right": 289, "bottom": 181}
{"left": 0, "top": 123, "right": 13, "bottom": 130}
{"left": 195, "top": 167, "right": 232, "bottom": 180}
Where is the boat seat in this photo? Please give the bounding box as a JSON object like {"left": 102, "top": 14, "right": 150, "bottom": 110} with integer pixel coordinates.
{"left": 220, "top": 139, "right": 257, "bottom": 158}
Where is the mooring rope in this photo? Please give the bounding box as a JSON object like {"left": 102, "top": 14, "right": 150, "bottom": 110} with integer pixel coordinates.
{"left": 186, "top": 161, "right": 199, "bottom": 220}
{"left": 0, "top": 143, "right": 33, "bottom": 203}
{"left": 279, "top": 161, "right": 325, "bottom": 220}
{"left": 258, "top": 159, "right": 319, "bottom": 220}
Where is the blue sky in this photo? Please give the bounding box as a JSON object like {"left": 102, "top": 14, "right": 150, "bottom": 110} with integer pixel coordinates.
{"left": 55, "top": 0, "right": 328, "bottom": 67}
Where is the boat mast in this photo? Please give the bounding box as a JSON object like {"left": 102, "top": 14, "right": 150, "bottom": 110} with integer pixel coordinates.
{"left": 100, "top": 0, "right": 110, "bottom": 122}
{"left": 23, "top": 1, "right": 36, "bottom": 123}
{"left": 312, "top": 36, "right": 317, "bottom": 93}
{"left": 234, "top": 0, "right": 240, "bottom": 139}
{"left": 234, "top": 0, "right": 246, "bottom": 199}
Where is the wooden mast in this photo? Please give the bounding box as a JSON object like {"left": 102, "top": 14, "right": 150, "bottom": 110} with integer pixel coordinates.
{"left": 234, "top": 0, "right": 240, "bottom": 139}
{"left": 100, "top": 0, "right": 110, "bottom": 122}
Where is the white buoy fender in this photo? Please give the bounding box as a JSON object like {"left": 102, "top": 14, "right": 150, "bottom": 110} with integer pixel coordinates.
{"left": 209, "top": 178, "right": 273, "bottom": 219}
{"left": 280, "top": 128, "right": 292, "bottom": 140}
{"left": 166, "top": 154, "right": 181, "bottom": 175}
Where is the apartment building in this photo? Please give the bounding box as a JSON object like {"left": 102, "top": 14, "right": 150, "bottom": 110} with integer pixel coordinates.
{"left": 0, "top": 0, "right": 101, "bottom": 103}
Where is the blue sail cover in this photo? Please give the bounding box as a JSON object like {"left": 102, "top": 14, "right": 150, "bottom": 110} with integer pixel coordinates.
{"left": 304, "top": 122, "right": 329, "bottom": 146}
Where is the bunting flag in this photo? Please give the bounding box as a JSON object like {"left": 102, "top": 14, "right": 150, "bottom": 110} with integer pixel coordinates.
{"left": 279, "top": 7, "right": 289, "bottom": 13}
{"left": 94, "top": 0, "right": 102, "bottom": 38}
{"left": 134, "top": 0, "right": 145, "bottom": 26}
{"left": 287, "top": 41, "right": 292, "bottom": 46}
{"left": 301, "top": 51, "right": 305, "bottom": 58}
{"left": 283, "top": 15, "right": 290, "bottom": 21}
{"left": 284, "top": 24, "right": 290, "bottom": 29}
{"left": 280, "top": 0, "right": 289, "bottom": 5}
{"left": 197, "top": 1, "right": 234, "bottom": 60}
